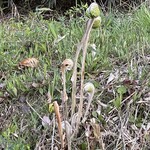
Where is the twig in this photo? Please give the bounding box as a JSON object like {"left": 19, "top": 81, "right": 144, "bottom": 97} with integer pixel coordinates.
{"left": 118, "top": 111, "right": 126, "bottom": 150}
{"left": 51, "top": 114, "right": 55, "bottom": 150}
{"left": 26, "top": 99, "right": 43, "bottom": 120}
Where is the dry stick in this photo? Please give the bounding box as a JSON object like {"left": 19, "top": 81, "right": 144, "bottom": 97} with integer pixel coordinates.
{"left": 51, "top": 114, "right": 55, "bottom": 150}
{"left": 26, "top": 99, "right": 43, "bottom": 120}
{"left": 53, "top": 101, "right": 64, "bottom": 149}
{"left": 75, "top": 19, "right": 95, "bottom": 135}
{"left": 118, "top": 112, "right": 126, "bottom": 150}
{"left": 71, "top": 19, "right": 95, "bottom": 117}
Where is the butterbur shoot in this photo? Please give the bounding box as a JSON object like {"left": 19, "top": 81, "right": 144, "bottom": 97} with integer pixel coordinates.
{"left": 92, "top": 16, "right": 101, "bottom": 29}
{"left": 61, "top": 59, "right": 73, "bottom": 119}
{"left": 60, "top": 59, "right": 74, "bottom": 149}
{"left": 61, "top": 59, "right": 74, "bottom": 102}
{"left": 72, "top": 2, "right": 101, "bottom": 135}
{"left": 86, "top": 2, "right": 100, "bottom": 18}
{"left": 61, "top": 59, "right": 74, "bottom": 72}
{"left": 82, "top": 82, "right": 95, "bottom": 123}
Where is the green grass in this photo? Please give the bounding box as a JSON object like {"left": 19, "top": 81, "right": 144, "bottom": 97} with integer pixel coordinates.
{"left": 0, "top": 4, "right": 150, "bottom": 149}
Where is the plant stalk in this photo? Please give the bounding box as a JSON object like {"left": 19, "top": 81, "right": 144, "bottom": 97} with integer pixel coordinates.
{"left": 71, "top": 19, "right": 95, "bottom": 117}
{"left": 75, "top": 18, "right": 95, "bottom": 134}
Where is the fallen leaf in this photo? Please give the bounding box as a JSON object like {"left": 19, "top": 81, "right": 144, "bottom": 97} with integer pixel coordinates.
{"left": 107, "top": 73, "right": 115, "bottom": 84}
{"left": 32, "top": 82, "right": 40, "bottom": 88}
{"left": 19, "top": 58, "right": 39, "bottom": 68}
{"left": 0, "top": 83, "right": 5, "bottom": 89}
{"left": 91, "top": 123, "right": 101, "bottom": 140}
{"left": 42, "top": 115, "right": 51, "bottom": 127}
{"left": 107, "top": 70, "right": 119, "bottom": 84}
{"left": 62, "top": 121, "right": 72, "bottom": 136}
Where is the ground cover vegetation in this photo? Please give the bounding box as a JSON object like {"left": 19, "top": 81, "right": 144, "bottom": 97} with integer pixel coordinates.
{"left": 0, "top": 1, "right": 150, "bottom": 150}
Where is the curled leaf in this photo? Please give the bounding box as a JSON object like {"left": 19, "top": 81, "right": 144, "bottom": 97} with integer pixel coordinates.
{"left": 62, "top": 121, "right": 72, "bottom": 136}
{"left": 19, "top": 58, "right": 39, "bottom": 68}
{"left": 71, "top": 113, "right": 78, "bottom": 130}
{"left": 62, "top": 121, "right": 72, "bottom": 150}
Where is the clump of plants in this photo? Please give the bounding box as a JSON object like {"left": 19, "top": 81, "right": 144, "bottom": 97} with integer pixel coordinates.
{"left": 50, "top": 2, "right": 103, "bottom": 149}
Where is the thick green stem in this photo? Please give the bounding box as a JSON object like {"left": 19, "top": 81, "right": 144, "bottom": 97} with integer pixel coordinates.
{"left": 71, "top": 20, "right": 93, "bottom": 116}
{"left": 82, "top": 92, "right": 94, "bottom": 123}
{"left": 75, "top": 18, "right": 95, "bottom": 134}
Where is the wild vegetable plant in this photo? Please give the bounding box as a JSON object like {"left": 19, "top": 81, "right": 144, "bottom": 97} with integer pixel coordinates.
{"left": 56, "top": 2, "right": 102, "bottom": 149}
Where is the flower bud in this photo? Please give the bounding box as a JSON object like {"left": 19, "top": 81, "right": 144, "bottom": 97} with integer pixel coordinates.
{"left": 86, "top": 2, "right": 100, "bottom": 18}
{"left": 84, "top": 82, "right": 95, "bottom": 94}
{"left": 92, "top": 16, "right": 101, "bottom": 29}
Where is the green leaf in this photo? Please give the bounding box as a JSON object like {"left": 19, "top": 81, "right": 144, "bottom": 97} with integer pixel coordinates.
{"left": 49, "top": 23, "right": 57, "bottom": 38}
{"left": 97, "top": 114, "right": 106, "bottom": 125}
{"left": 12, "top": 87, "right": 17, "bottom": 97}
{"left": 39, "top": 88, "right": 43, "bottom": 95}
{"left": 117, "top": 86, "right": 127, "bottom": 95}
{"left": 113, "top": 97, "right": 121, "bottom": 109}
{"left": 92, "top": 111, "right": 98, "bottom": 118}
{"left": 80, "top": 143, "right": 87, "bottom": 150}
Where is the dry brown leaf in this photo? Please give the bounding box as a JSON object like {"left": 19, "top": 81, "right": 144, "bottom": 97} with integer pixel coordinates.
{"left": 42, "top": 115, "right": 51, "bottom": 127}
{"left": 91, "top": 123, "right": 101, "bottom": 140}
{"left": 19, "top": 58, "right": 39, "bottom": 68}
{"left": 91, "top": 123, "right": 105, "bottom": 150}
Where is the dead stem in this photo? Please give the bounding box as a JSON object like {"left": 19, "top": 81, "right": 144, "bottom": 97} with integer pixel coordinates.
{"left": 51, "top": 114, "right": 55, "bottom": 150}
{"left": 118, "top": 111, "right": 126, "bottom": 150}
